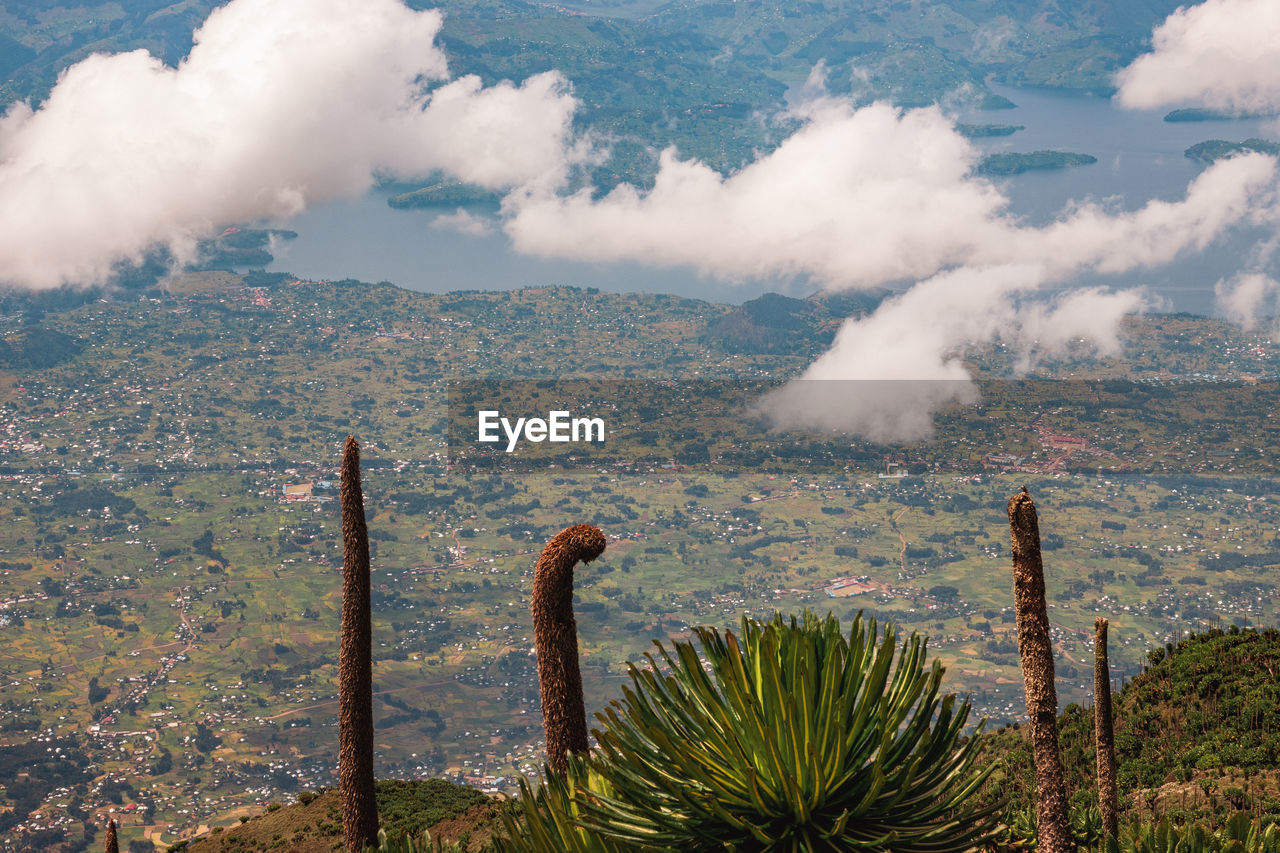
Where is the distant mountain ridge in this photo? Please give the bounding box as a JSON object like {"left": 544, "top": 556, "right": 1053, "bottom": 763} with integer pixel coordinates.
{"left": 702, "top": 289, "right": 887, "bottom": 355}
{"left": 644, "top": 0, "right": 1187, "bottom": 100}
{"left": 2, "top": 0, "right": 1188, "bottom": 189}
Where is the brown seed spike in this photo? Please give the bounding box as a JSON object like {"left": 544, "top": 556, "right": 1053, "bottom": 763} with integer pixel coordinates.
{"left": 104, "top": 818, "right": 118, "bottom": 853}
{"left": 1095, "top": 617, "right": 1120, "bottom": 840}
{"left": 339, "top": 436, "right": 378, "bottom": 852}
{"left": 532, "top": 523, "right": 607, "bottom": 774}
{"left": 1008, "top": 491, "right": 1072, "bottom": 853}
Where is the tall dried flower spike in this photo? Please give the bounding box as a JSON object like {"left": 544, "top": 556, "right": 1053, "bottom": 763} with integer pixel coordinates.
{"left": 1095, "top": 617, "right": 1120, "bottom": 839}
{"left": 339, "top": 436, "right": 378, "bottom": 852}
{"left": 104, "top": 817, "right": 118, "bottom": 853}
{"left": 532, "top": 523, "right": 607, "bottom": 774}
{"left": 1008, "top": 489, "right": 1072, "bottom": 853}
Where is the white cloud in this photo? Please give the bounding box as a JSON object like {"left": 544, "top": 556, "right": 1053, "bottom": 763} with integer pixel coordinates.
{"left": 506, "top": 101, "right": 1277, "bottom": 291}
{"left": 969, "top": 19, "right": 1018, "bottom": 63}
{"left": 0, "top": 0, "right": 577, "bottom": 290}
{"left": 503, "top": 96, "right": 1277, "bottom": 437}
{"left": 1115, "top": 0, "right": 1280, "bottom": 113}
{"left": 431, "top": 209, "right": 496, "bottom": 237}
{"left": 1215, "top": 272, "right": 1280, "bottom": 330}
{"left": 505, "top": 101, "right": 1009, "bottom": 288}
{"left": 758, "top": 270, "right": 1149, "bottom": 441}
{"left": 759, "top": 154, "right": 1269, "bottom": 437}
{"left": 1013, "top": 287, "right": 1148, "bottom": 361}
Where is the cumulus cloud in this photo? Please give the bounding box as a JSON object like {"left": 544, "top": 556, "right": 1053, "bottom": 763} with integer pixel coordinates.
{"left": 757, "top": 268, "right": 1148, "bottom": 441}
{"left": 969, "top": 19, "right": 1018, "bottom": 64}
{"left": 1013, "top": 287, "right": 1148, "bottom": 362}
{"left": 503, "top": 96, "right": 1278, "bottom": 438}
{"left": 1215, "top": 272, "right": 1280, "bottom": 330}
{"left": 762, "top": 150, "right": 1272, "bottom": 437}
{"left": 503, "top": 97, "right": 1276, "bottom": 436}
{"left": 1115, "top": 0, "right": 1280, "bottom": 113}
{"left": 506, "top": 101, "right": 1277, "bottom": 290}
{"left": 0, "top": 0, "right": 577, "bottom": 290}
{"left": 506, "top": 101, "right": 1009, "bottom": 287}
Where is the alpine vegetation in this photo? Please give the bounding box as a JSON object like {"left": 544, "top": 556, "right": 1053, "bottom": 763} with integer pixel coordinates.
{"left": 531, "top": 523, "right": 608, "bottom": 774}
{"left": 1008, "top": 489, "right": 1072, "bottom": 853}
{"left": 339, "top": 436, "right": 378, "bottom": 852}
{"left": 1094, "top": 617, "right": 1120, "bottom": 841}
{"left": 498, "top": 610, "right": 997, "bottom": 853}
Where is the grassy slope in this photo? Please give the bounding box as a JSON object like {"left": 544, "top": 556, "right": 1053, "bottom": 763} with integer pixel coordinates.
{"left": 189, "top": 627, "right": 1280, "bottom": 851}
{"left": 183, "top": 779, "right": 505, "bottom": 853}
{"left": 976, "top": 627, "right": 1280, "bottom": 827}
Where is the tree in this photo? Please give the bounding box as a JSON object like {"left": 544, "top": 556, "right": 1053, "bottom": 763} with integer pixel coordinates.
{"left": 1008, "top": 489, "right": 1071, "bottom": 853}
{"left": 929, "top": 584, "right": 960, "bottom": 602}
{"left": 1094, "top": 617, "right": 1120, "bottom": 840}
{"left": 339, "top": 436, "right": 378, "bottom": 852}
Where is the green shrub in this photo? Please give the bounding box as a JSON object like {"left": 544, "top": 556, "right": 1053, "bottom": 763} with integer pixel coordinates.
{"left": 1108, "top": 813, "right": 1280, "bottom": 853}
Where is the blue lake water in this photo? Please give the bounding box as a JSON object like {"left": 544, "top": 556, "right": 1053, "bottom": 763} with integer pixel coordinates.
{"left": 268, "top": 191, "right": 770, "bottom": 305}
{"left": 267, "top": 85, "right": 1278, "bottom": 314}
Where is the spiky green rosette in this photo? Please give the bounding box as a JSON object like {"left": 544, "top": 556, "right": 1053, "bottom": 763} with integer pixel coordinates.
{"left": 496, "top": 610, "right": 997, "bottom": 853}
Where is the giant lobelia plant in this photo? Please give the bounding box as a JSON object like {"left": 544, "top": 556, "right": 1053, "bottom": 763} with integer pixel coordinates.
{"left": 496, "top": 610, "right": 998, "bottom": 853}
{"left": 1106, "top": 813, "right": 1280, "bottom": 853}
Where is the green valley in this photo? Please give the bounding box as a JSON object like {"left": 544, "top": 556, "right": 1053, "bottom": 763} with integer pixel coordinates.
{"left": 1, "top": 274, "right": 1279, "bottom": 849}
